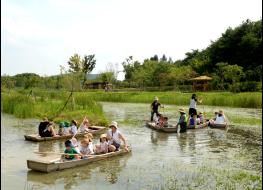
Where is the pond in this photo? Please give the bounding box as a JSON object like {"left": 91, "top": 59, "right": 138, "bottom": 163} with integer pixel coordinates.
{"left": 1, "top": 102, "right": 262, "bottom": 190}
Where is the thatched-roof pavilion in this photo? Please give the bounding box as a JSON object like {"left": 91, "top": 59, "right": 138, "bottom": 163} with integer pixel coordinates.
{"left": 189, "top": 75, "right": 212, "bottom": 91}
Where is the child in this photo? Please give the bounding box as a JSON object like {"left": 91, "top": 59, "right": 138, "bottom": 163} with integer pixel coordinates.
{"left": 188, "top": 114, "right": 195, "bottom": 129}
{"left": 64, "top": 140, "right": 80, "bottom": 160}
{"left": 79, "top": 138, "right": 94, "bottom": 157}
{"left": 198, "top": 112, "right": 204, "bottom": 124}
{"left": 84, "top": 133, "right": 94, "bottom": 154}
{"left": 95, "top": 134, "right": 109, "bottom": 154}
{"left": 157, "top": 115, "right": 168, "bottom": 128}
{"left": 80, "top": 116, "right": 90, "bottom": 133}
{"left": 70, "top": 137, "right": 80, "bottom": 153}
{"left": 69, "top": 120, "right": 78, "bottom": 136}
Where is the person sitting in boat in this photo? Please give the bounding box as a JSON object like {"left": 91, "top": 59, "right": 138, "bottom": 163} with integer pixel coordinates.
{"left": 107, "top": 121, "right": 129, "bottom": 152}
{"left": 79, "top": 116, "right": 90, "bottom": 133}
{"left": 38, "top": 118, "right": 59, "bottom": 137}
{"left": 70, "top": 137, "right": 80, "bottom": 153}
{"left": 83, "top": 133, "right": 94, "bottom": 154}
{"left": 210, "top": 110, "right": 227, "bottom": 126}
{"left": 175, "top": 109, "right": 187, "bottom": 133}
{"left": 150, "top": 97, "right": 164, "bottom": 122}
{"left": 188, "top": 114, "right": 195, "bottom": 129}
{"left": 207, "top": 111, "right": 219, "bottom": 126}
{"left": 197, "top": 112, "right": 204, "bottom": 124}
{"left": 79, "top": 138, "right": 94, "bottom": 158}
{"left": 157, "top": 115, "right": 168, "bottom": 128}
{"left": 69, "top": 120, "right": 78, "bottom": 136}
{"left": 95, "top": 134, "right": 109, "bottom": 154}
{"left": 64, "top": 140, "right": 81, "bottom": 160}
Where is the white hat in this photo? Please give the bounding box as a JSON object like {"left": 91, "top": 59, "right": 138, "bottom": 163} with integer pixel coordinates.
{"left": 154, "top": 97, "right": 158, "bottom": 101}
{"left": 109, "top": 121, "right": 118, "bottom": 128}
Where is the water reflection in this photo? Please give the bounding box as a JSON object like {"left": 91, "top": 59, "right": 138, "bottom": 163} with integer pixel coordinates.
{"left": 150, "top": 131, "right": 169, "bottom": 144}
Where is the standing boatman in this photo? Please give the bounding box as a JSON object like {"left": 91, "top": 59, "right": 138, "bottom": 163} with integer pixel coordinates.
{"left": 150, "top": 97, "right": 164, "bottom": 121}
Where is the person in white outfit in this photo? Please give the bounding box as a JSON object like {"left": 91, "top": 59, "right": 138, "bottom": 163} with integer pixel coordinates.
{"left": 107, "top": 121, "right": 129, "bottom": 152}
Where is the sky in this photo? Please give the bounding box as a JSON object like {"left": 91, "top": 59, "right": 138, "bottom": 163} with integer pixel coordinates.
{"left": 1, "top": 0, "right": 262, "bottom": 80}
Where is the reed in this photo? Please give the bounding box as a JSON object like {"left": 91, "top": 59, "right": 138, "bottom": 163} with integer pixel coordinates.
{"left": 73, "top": 91, "right": 262, "bottom": 108}
{"left": 1, "top": 92, "right": 108, "bottom": 125}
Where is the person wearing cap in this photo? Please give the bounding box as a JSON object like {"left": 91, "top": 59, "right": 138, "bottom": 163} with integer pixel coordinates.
{"left": 175, "top": 108, "right": 187, "bottom": 133}
{"left": 150, "top": 97, "right": 164, "bottom": 122}
{"left": 69, "top": 120, "right": 78, "bottom": 136}
{"left": 107, "top": 121, "right": 128, "bottom": 152}
{"left": 188, "top": 94, "right": 202, "bottom": 127}
{"left": 64, "top": 140, "right": 81, "bottom": 160}
{"left": 95, "top": 134, "right": 109, "bottom": 154}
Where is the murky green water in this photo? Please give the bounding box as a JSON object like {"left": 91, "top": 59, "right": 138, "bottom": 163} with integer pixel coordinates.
{"left": 1, "top": 102, "right": 262, "bottom": 190}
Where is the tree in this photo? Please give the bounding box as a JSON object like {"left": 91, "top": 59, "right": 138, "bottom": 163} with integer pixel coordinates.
{"left": 81, "top": 54, "right": 96, "bottom": 88}
{"left": 67, "top": 54, "right": 96, "bottom": 89}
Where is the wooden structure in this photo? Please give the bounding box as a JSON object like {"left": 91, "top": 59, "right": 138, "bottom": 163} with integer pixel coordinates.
{"left": 189, "top": 76, "right": 212, "bottom": 91}
{"left": 85, "top": 82, "right": 112, "bottom": 90}
{"left": 27, "top": 147, "right": 132, "bottom": 173}
{"left": 24, "top": 126, "right": 106, "bottom": 142}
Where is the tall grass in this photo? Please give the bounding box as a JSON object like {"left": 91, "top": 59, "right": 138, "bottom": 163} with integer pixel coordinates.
{"left": 74, "top": 91, "right": 262, "bottom": 108}
{"left": 1, "top": 92, "right": 108, "bottom": 125}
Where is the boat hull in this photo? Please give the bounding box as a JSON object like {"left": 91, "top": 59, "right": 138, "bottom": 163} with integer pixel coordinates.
{"left": 27, "top": 147, "right": 132, "bottom": 173}
{"left": 146, "top": 122, "right": 177, "bottom": 133}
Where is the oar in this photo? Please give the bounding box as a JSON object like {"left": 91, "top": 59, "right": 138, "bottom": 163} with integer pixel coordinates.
{"left": 34, "top": 151, "right": 79, "bottom": 156}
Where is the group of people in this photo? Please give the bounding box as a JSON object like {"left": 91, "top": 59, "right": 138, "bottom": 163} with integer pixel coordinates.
{"left": 38, "top": 116, "right": 92, "bottom": 138}
{"left": 38, "top": 118, "right": 129, "bottom": 160}
{"left": 150, "top": 94, "right": 227, "bottom": 133}
{"left": 63, "top": 121, "right": 129, "bottom": 160}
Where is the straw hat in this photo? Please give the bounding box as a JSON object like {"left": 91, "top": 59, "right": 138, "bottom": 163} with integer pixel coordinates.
{"left": 154, "top": 97, "right": 159, "bottom": 101}
{"left": 178, "top": 108, "right": 185, "bottom": 113}
{"left": 100, "top": 134, "right": 107, "bottom": 139}
{"left": 109, "top": 121, "right": 118, "bottom": 129}
{"left": 219, "top": 110, "right": 224, "bottom": 114}
{"left": 199, "top": 112, "right": 203, "bottom": 114}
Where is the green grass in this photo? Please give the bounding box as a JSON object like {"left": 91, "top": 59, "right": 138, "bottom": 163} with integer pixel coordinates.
{"left": 76, "top": 91, "right": 262, "bottom": 108}
{"left": 1, "top": 92, "right": 108, "bottom": 126}
{"left": 12, "top": 89, "right": 262, "bottom": 108}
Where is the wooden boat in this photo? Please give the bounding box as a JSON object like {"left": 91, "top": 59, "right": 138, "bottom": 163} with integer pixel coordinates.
{"left": 209, "top": 123, "right": 228, "bottom": 129}
{"left": 24, "top": 126, "right": 106, "bottom": 142}
{"left": 146, "top": 122, "right": 178, "bottom": 133}
{"left": 27, "top": 147, "right": 132, "bottom": 173}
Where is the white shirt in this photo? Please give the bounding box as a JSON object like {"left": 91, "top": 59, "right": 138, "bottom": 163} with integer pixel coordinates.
{"left": 80, "top": 142, "right": 94, "bottom": 155}
{"left": 100, "top": 141, "right": 109, "bottom": 152}
{"left": 70, "top": 125, "right": 78, "bottom": 135}
{"left": 79, "top": 124, "right": 89, "bottom": 133}
{"left": 107, "top": 129, "right": 122, "bottom": 145}
{"left": 215, "top": 115, "right": 225, "bottom": 124}
{"left": 189, "top": 99, "right": 196, "bottom": 109}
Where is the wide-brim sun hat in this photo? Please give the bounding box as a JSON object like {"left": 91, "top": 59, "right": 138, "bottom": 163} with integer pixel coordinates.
{"left": 109, "top": 121, "right": 118, "bottom": 129}
{"left": 178, "top": 108, "right": 186, "bottom": 113}
{"left": 100, "top": 134, "right": 107, "bottom": 139}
